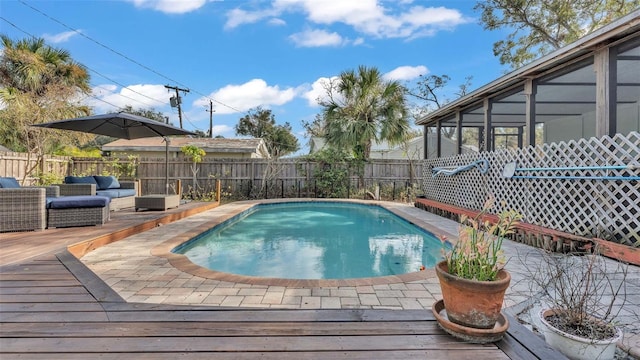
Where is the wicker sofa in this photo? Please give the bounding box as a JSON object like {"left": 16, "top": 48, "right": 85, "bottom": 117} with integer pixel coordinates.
{"left": 0, "top": 177, "right": 59, "bottom": 232}
{"left": 57, "top": 175, "right": 138, "bottom": 211}
{"left": 1, "top": 177, "right": 111, "bottom": 232}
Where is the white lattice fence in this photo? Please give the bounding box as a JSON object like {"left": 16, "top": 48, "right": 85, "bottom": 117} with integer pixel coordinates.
{"left": 422, "top": 132, "right": 640, "bottom": 246}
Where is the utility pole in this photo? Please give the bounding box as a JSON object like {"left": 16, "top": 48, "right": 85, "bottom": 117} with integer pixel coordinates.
{"left": 206, "top": 100, "right": 215, "bottom": 138}
{"left": 165, "top": 85, "right": 190, "bottom": 128}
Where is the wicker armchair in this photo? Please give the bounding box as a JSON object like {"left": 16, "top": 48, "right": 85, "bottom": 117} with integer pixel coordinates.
{"left": 0, "top": 186, "right": 60, "bottom": 232}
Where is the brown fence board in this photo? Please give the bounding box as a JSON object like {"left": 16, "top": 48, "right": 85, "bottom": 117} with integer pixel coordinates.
{"left": 70, "top": 157, "right": 423, "bottom": 196}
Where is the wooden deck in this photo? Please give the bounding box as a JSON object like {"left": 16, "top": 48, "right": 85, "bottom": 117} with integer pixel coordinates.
{"left": 0, "top": 202, "right": 566, "bottom": 359}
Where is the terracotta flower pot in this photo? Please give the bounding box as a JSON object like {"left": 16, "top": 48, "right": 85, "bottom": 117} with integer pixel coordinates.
{"left": 436, "top": 260, "right": 511, "bottom": 329}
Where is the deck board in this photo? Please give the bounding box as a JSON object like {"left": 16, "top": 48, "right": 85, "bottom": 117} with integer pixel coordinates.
{"left": 0, "top": 350, "right": 511, "bottom": 360}
{"left": 0, "top": 321, "right": 444, "bottom": 337}
{"left": 3, "top": 335, "right": 494, "bottom": 352}
{"left": 0, "top": 202, "right": 567, "bottom": 359}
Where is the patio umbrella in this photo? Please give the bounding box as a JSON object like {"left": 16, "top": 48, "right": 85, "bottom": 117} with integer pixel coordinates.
{"left": 33, "top": 112, "right": 196, "bottom": 194}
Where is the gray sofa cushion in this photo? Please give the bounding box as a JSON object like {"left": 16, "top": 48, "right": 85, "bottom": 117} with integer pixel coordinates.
{"left": 47, "top": 195, "right": 110, "bottom": 209}
{"left": 65, "top": 176, "right": 98, "bottom": 185}
{"left": 96, "top": 188, "right": 136, "bottom": 198}
{"left": 0, "top": 177, "right": 20, "bottom": 188}
{"left": 94, "top": 175, "right": 121, "bottom": 190}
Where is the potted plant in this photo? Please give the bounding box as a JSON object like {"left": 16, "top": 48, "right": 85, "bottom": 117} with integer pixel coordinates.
{"left": 530, "top": 249, "right": 627, "bottom": 360}
{"left": 436, "top": 197, "right": 522, "bottom": 330}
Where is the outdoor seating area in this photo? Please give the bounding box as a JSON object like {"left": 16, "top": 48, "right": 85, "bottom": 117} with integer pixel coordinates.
{"left": 59, "top": 175, "right": 138, "bottom": 211}
{"left": 0, "top": 177, "right": 110, "bottom": 232}
{"left": 0, "top": 174, "right": 187, "bottom": 232}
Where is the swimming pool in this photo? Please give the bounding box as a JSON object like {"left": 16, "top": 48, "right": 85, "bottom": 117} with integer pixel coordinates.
{"left": 173, "top": 201, "right": 444, "bottom": 280}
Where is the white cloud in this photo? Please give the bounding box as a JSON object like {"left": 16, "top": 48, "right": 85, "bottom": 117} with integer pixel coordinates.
{"left": 289, "top": 29, "right": 346, "bottom": 47}
{"left": 127, "top": 0, "right": 208, "bottom": 14}
{"left": 88, "top": 84, "right": 169, "bottom": 113}
{"left": 225, "top": 8, "right": 279, "bottom": 29}
{"left": 401, "top": 6, "right": 466, "bottom": 29}
{"left": 268, "top": 18, "right": 287, "bottom": 26}
{"left": 194, "top": 79, "right": 297, "bottom": 115}
{"left": 302, "top": 76, "right": 339, "bottom": 107}
{"left": 212, "top": 124, "right": 234, "bottom": 137}
{"left": 383, "top": 65, "right": 428, "bottom": 81}
{"left": 228, "top": 0, "right": 470, "bottom": 40}
{"left": 42, "top": 31, "right": 78, "bottom": 44}
{"left": 121, "top": 84, "right": 169, "bottom": 106}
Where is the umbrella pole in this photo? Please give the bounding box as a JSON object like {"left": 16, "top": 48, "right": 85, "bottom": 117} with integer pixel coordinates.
{"left": 165, "top": 137, "right": 169, "bottom": 195}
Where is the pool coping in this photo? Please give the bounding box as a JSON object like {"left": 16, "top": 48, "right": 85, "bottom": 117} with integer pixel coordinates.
{"left": 151, "top": 198, "right": 457, "bottom": 287}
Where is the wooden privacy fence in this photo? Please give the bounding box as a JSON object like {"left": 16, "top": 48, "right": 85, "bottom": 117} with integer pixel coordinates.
{"left": 0, "top": 151, "right": 70, "bottom": 185}
{"left": 422, "top": 131, "right": 640, "bottom": 247}
{"left": 70, "top": 158, "right": 423, "bottom": 202}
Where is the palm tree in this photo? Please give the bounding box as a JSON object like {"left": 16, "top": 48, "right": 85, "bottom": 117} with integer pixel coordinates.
{"left": 0, "top": 36, "right": 90, "bottom": 96}
{"left": 0, "top": 36, "right": 91, "bottom": 180}
{"left": 320, "top": 65, "right": 410, "bottom": 161}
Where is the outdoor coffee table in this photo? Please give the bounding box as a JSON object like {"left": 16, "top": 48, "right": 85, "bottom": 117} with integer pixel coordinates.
{"left": 135, "top": 194, "right": 180, "bottom": 211}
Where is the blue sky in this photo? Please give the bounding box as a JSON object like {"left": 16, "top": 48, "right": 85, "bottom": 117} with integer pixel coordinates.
{"left": 1, "top": 0, "right": 510, "bottom": 154}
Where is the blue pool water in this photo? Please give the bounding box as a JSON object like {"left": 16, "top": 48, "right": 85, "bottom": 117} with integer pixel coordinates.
{"left": 173, "top": 202, "right": 444, "bottom": 279}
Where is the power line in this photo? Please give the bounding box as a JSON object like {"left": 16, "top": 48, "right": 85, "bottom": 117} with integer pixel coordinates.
{"left": 89, "top": 69, "right": 166, "bottom": 108}
{"left": 18, "top": 0, "right": 244, "bottom": 114}
{"left": 1, "top": 16, "right": 297, "bottom": 145}
{"left": 3, "top": 5, "right": 291, "bottom": 142}
{"left": 0, "top": 16, "right": 166, "bottom": 111}
{"left": 89, "top": 82, "right": 157, "bottom": 109}
{"left": 80, "top": 87, "right": 121, "bottom": 109}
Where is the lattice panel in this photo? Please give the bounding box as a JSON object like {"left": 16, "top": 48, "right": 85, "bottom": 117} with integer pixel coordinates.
{"left": 422, "top": 132, "right": 640, "bottom": 245}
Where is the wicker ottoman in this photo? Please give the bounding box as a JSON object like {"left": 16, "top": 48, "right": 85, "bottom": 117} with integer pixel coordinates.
{"left": 135, "top": 194, "right": 180, "bottom": 211}
{"left": 47, "top": 196, "right": 110, "bottom": 228}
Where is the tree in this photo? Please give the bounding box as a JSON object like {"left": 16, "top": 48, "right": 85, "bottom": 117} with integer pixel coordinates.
{"left": 119, "top": 105, "right": 168, "bottom": 123}
{"left": 408, "top": 74, "right": 474, "bottom": 140}
{"left": 475, "top": 0, "right": 640, "bottom": 68}
{"left": 181, "top": 145, "right": 206, "bottom": 199}
{"left": 302, "top": 113, "right": 326, "bottom": 138}
{"left": 319, "top": 65, "right": 410, "bottom": 161}
{"left": 303, "top": 147, "right": 362, "bottom": 198}
{"left": 0, "top": 36, "right": 91, "bottom": 181}
{"left": 192, "top": 130, "right": 209, "bottom": 138}
{"left": 235, "top": 107, "right": 299, "bottom": 157}
{"left": 408, "top": 74, "right": 472, "bottom": 119}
